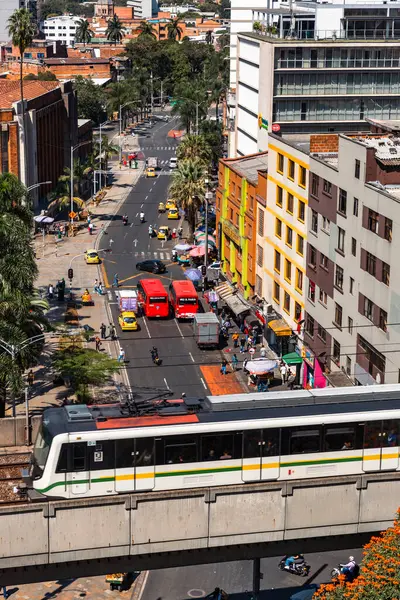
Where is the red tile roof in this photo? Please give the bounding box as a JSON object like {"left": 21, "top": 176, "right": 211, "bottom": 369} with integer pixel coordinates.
{"left": 0, "top": 80, "right": 60, "bottom": 110}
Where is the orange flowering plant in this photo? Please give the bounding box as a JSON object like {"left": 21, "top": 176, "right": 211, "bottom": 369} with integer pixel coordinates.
{"left": 313, "top": 509, "right": 400, "bottom": 600}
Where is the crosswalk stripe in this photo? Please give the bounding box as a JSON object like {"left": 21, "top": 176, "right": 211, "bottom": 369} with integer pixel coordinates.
{"left": 159, "top": 252, "right": 164, "bottom": 259}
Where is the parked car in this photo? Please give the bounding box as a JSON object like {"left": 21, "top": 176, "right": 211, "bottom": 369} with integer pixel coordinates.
{"left": 136, "top": 259, "right": 167, "bottom": 274}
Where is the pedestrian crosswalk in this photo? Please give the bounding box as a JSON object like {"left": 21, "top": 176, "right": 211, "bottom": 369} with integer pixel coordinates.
{"left": 139, "top": 145, "right": 177, "bottom": 151}
{"left": 121, "top": 250, "right": 173, "bottom": 261}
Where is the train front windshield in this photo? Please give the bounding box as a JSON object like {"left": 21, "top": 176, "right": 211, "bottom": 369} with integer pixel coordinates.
{"left": 33, "top": 425, "right": 52, "bottom": 473}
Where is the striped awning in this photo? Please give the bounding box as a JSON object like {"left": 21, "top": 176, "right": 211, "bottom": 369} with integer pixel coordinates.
{"left": 215, "top": 282, "right": 234, "bottom": 300}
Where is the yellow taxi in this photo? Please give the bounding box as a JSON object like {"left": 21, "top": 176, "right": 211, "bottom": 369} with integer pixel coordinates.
{"left": 165, "top": 199, "right": 176, "bottom": 210}
{"left": 85, "top": 249, "right": 101, "bottom": 264}
{"left": 118, "top": 311, "right": 138, "bottom": 331}
{"left": 168, "top": 207, "right": 179, "bottom": 220}
{"left": 157, "top": 225, "right": 170, "bottom": 240}
{"left": 145, "top": 167, "right": 156, "bottom": 178}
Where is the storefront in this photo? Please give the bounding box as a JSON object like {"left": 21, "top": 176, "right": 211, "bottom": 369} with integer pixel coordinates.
{"left": 266, "top": 318, "right": 295, "bottom": 356}
{"left": 282, "top": 351, "right": 303, "bottom": 387}
{"left": 302, "top": 346, "right": 327, "bottom": 389}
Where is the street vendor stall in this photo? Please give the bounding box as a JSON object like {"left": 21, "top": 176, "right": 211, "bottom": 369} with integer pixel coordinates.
{"left": 243, "top": 358, "right": 279, "bottom": 391}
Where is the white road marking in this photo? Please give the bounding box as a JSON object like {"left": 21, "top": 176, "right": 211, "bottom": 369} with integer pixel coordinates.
{"left": 107, "top": 290, "right": 113, "bottom": 301}
{"left": 143, "top": 317, "right": 151, "bottom": 338}
{"left": 174, "top": 318, "right": 184, "bottom": 338}
{"left": 145, "top": 195, "right": 148, "bottom": 200}
{"left": 135, "top": 212, "right": 139, "bottom": 217}
{"left": 108, "top": 302, "right": 118, "bottom": 305}
{"left": 200, "top": 377, "right": 207, "bottom": 390}
{"left": 141, "top": 203, "right": 144, "bottom": 208}
{"left": 164, "top": 377, "right": 170, "bottom": 390}
{"left": 189, "top": 352, "right": 195, "bottom": 363}
{"left": 130, "top": 222, "right": 133, "bottom": 228}
{"left": 160, "top": 252, "right": 164, "bottom": 259}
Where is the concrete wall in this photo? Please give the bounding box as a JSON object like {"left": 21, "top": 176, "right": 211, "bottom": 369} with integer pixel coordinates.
{"left": 1, "top": 473, "right": 399, "bottom": 575}
{"left": 0, "top": 415, "right": 40, "bottom": 447}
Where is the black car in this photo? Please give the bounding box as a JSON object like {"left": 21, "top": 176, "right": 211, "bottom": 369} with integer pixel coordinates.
{"left": 136, "top": 259, "right": 166, "bottom": 274}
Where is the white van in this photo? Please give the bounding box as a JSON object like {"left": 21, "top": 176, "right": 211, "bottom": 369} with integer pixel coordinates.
{"left": 169, "top": 157, "right": 178, "bottom": 169}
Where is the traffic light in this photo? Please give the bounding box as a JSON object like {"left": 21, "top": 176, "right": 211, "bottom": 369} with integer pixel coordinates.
{"left": 201, "top": 265, "right": 207, "bottom": 277}
{"left": 68, "top": 268, "right": 73, "bottom": 280}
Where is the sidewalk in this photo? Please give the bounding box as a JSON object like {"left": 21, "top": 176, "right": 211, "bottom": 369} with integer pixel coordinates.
{"left": 6, "top": 161, "right": 143, "bottom": 416}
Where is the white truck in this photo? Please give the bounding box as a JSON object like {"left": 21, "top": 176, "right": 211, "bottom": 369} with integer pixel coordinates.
{"left": 146, "top": 157, "right": 158, "bottom": 169}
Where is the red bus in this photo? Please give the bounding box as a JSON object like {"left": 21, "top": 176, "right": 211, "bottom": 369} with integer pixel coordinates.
{"left": 137, "top": 279, "right": 169, "bottom": 318}
{"left": 169, "top": 280, "right": 199, "bottom": 319}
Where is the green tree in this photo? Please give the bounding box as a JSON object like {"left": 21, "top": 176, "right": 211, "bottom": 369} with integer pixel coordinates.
{"left": 73, "top": 76, "right": 106, "bottom": 125}
{"left": 253, "top": 21, "right": 262, "bottom": 32}
{"left": 52, "top": 344, "right": 120, "bottom": 402}
{"left": 106, "top": 14, "right": 126, "bottom": 45}
{"left": 199, "top": 120, "right": 224, "bottom": 166}
{"left": 172, "top": 81, "right": 209, "bottom": 133}
{"left": 48, "top": 158, "right": 89, "bottom": 211}
{"left": 169, "top": 158, "right": 206, "bottom": 236}
{"left": 167, "top": 16, "right": 183, "bottom": 41}
{"left": 93, "top": 135, "right": 119, "bottom": 171}
{"left": 205, "top": 30, "right": 213, "bottom": 45}
{"left": 176, "top": 134, "right": 212, "bottom": 165}
{"left": 75, "top": 18, "right": 93, "bottom": 45}
{"left": 137, "top": 20, "right": 156, "bottom": 39}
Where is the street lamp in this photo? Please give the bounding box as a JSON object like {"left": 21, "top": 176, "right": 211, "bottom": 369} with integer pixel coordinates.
{"left": 94, "top": 119, "right": 110, "bottom": 195}
{"left": 27, "top": 181, "right": 51, "bottom": 193}
{"left": 119, "top": 101, "right": 141, "bottom": 164}
{"left": 70, "top": 141, "right": 92, "bottom": 228}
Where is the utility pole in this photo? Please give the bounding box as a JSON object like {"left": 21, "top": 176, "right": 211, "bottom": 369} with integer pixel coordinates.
{"left": 195, "top": 101, "right": 199, "bottom": 135}
{"left": 70, "top": 145, "right": 74, "bottom": 226}
{"left": 150, "top": 70, "right": 154, "bottom": 115}
{"left": 160, "top": 80, "right": 164, "bottom": 106}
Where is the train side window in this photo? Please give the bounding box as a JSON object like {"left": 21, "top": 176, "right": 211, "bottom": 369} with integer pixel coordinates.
{"left": 243, "top": 430, "right": 262, "bottom": 458}
{"left": 364, "top": 421, "right": 383, "bottom": 449}
{"left": 262, "top": 429, "right": 280, "bottom": 456}
{"left": 382, "top": 420, "right": 400, "bottom": 447}
{"left": 164, "top": 435, "right": 198, "bottom": 464}
{"left": 56, "top": 443, "right": 68, "bottom": 473}
{"left": 116, "top": 439, "right": 135, "bottom": 468}
{"left": 201, "top": 433, "right": 235, "bottom": 460}
{"left": 324, "top": 426, "right": 356, "bottom": 451}
{"left": 72, "top": 442, "right": 87, "bottom": 471}
{"left": 289, "top": 427, "right": 321, "bottom": 454}
{"left": 89, "top": 441, "right": 115, "bottom": 471}
{"left": 135, "top": 438, "right": 155, "bottom": 467}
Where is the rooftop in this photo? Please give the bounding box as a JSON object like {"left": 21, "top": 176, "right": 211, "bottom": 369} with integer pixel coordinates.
{"left": 0, "top": 80, "right": 59, "bottom": 109}
{"left": 222, "top": 152, "right": 268, "bottom": 184}
{"left": 350, "top": 133, "right": 400, "bottom": 165}
{"left": 239, "top": 31, "right": 400, "bottom": 45}
{"left": 44, "top": 57, "right": 110, "bottom": 64}
{"left": 365, "top": 117, "right": 400, "bottom": 133}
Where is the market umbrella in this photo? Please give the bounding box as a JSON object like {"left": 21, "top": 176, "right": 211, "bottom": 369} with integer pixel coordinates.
{"left": 244, "top": 359, "right": 278, "bottom": 375}
{"left": 189, "top": 246, "right": 206, "bottom": 257}
{"left": 184, "top": 268, "right": 202, "bottom": 282}
{"left": 34, "top": 215, "right": 54, "bottom": 224}
{"left": 174, "top": 243, "right": 192, "bottom": 252}
{"left": 195, "top": 232, "right": 216, "bottom": 243}
{"left": 197, "top": 238, "right": 216, "bottom": 248}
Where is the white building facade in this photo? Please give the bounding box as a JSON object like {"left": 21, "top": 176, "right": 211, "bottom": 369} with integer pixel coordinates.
{"left": 42, "top": 15, "right": 82, "bottom": 47}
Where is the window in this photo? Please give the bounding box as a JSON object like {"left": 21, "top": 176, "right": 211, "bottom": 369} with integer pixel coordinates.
{"left": 275, "top": 218, "right": 282, "bottom": 238}
{"left": 335, "top": 265, "right": 344, "bottom": 291}
{"left": 295, "top": 268, "right": 303, "bottom": 292}
{"left": 311, "top": 209, "right": 318, "bottom": 233}
{"left": 297, "top": 234, "right": 304, "bottom": 256}
{"left": 334, "top": 303, "right": 343, "bottom": 328}
{"left": 309, "top": 245, "right": 317, "bottom": 268}
{"left": 287, "top": 193, "right": 294, "bottom": 214}
{"left": 337, "top": 227, "right": 345, "bottom": 253}
{"left": 89, "top": 441, "right": 116, "bottom": 471}
{"left": 350, "top": 277, "right": 354, "bottom": 295}
{"left": 285, "top": 258, "right": 292, "bottom": 282}
{"left": 320, "top": 253, "right": 328, "bottom": 269}
{"left": 256, "top": 244, "right": 263, "bottom": 267}
{"left": 311, "top": 173, "right": 319, "bottom": 196}
{"left": 355, "top": 159, "right": 360, "bottom": 179}
{"left": 363, "top": 296, "right": 373, "bottom": 321}
{"left": 348, "top": 317, "right": 353, "bottom": 334}
{"left": 358, "top": 335, "right": 385, "bottom": 374}
{"left": 384, "top": 217, "right": 392, "bottom": 241}
{"left": 308, "top": 280, "right": 316, "bottom": 302}
{"left": 353, "top": 197, "right": 359, "bottom": 217}
{"left": 382, "top": 262, "right": 390, "bottom": 286}
{"left": 200, "top": 433, "right": 240, "bottom": 461}
{"left": 256, "top": 275, "right": 262, "bottom": 296}
{"left": 276, "top": 185, "right": 283, "bottom": 207}
{"left": 277, "top": 152, "right": 284, "bottom": 173}
{"left": 163, "top": 435, "right": 198, "bottom": 463}
{"left": 324, "top": 425, "right": 357, "bottom": 452}
{"left": 333, "top": 339, "right": 341, "bottom": 364}
{"left": 317, "top": 324, "right": 327, "bottom": 343}
{"left": 338, "top": 189, "right": 347, "bottom": 215}
{"left": 294, "top": 302, "right": 302, "bottom": 322}
{"left": 323, "top": 179, "right": 332, "bottom": 195}
{"left": 243, "top": 430, "right": 279, "bottom": 458}
{"left": 258, "top": 208, "right": 264, "bottom": 236}
{"left": 322, "top": 217, "right": 330, "bottom": 232}
{"left": 368, "top": 209, "right": 378, "bottom": 233}
{"left": 298, "top": 200, "right": 305, "bottom": 222}
{"left": 299, "top": 165, "right": 306, "bottom": 187}
{"left": 286, "top": 226, "right": 293, "bottom": 247}
{"left": 283, "top": 291, "right": 290, "bottom": 313}
{"left": 273, "top": 281, "right": 280, "bottom": 302}
{"left": 319, "top": 288, "right": 327, "bottom": 306}
{"left": 287, "top": 427, "right": 321, "bottom": 455}
{"left": 379, "top": 309, "right": 387, "bottom": 332}
{"left": 72, "top": 443, "right": 86, "bottom": 472}
{"left": 366, "top": 252, "right": 376, "bottom": 276}
{"left": 274, "top": 250, "right": 281, "bottom": 273}
{"left": 351, "top": 237, "right": 357, "bottom": 256}
{"left": 288, "top": 159, "right": 295, "bottom": 180}
{"left": 305, "top": 314, "right": 315, "bottom": 337}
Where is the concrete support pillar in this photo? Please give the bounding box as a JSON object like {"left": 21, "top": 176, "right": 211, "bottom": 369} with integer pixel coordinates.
{"left": 252, "top": 557, "right": 263, "bottom": 597}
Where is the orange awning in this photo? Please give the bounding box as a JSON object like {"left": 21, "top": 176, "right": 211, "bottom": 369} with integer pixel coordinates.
{"left": 268, "top": 318, "right": 292, "bottom": 336}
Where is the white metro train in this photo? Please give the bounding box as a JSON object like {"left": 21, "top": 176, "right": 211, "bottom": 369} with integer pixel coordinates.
{"left": 29, "top": 384, "right": 400, "bottom": 499}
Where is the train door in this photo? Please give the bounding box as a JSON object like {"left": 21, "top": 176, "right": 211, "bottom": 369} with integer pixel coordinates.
{"left": 261, "top": 429, "right": 280, "bottom": 481}
{"left": 242, "top": 430, "right": 262, "bottom": 482}
{"left": 363, "top": 420, "right": 400, "bottom": 472}
{"left": 68, "top": 442, "right": 89, "bottom": 495}
{"left": 134, "top": 437, "right": 155, "bottom": 492}
{"left": 115, "top": 438, "right": 155, "bottom": 493}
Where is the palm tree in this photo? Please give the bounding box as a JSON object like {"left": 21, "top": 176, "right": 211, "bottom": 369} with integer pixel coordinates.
{"left": 176, "top": 135, "right": 212, "bottom": 165}
{"left": 94, "top": 136, "right": 119, "bottom": 172}
{"left": 211, "top": 79, "right": 226, "bottom": 121}
{"left": 137, "top": 20, "right": 156, "bottom": 39}
{"left": 106, "top": 14, "right": 126, "bottom": 45}
{"left": 169, "top": 158, "right": 206, "bottom": 236}
{"left": 75, "top": 19, "right": 93, "bottom": 45}
{"left": 167, "top": 16, "right": 183, "bottom": 41}
{"left": 7, "top": 9, "right": 36, "bottom": 184}
{"left": 205, "top": 30, "right": 213, "bottom": 45}
{"left": 48, "top": 159, "right": 89, "bottom": 212}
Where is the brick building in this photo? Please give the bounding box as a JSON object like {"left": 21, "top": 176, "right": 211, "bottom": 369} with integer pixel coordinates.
{"left": 43, "top": 57, "right": 113, "bottom": 81}
{"left": 0, "top": 80, "right": 78, "bottom": 208}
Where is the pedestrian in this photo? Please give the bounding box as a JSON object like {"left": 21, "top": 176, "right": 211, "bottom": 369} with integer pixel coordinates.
{"left": 87, "top": 215, "right": 91, "bottom": 226}
{"left": 112, "top": 273, "right": 119, "bottom": 288}
{"left": 48, "top": 283, "right": 54, "bottom": 299}
{"left": 232, "top": 331, "right": 239, "bottom": 348}
{"left": 220, "top": 308, "right": 226, "bottom": 322}
{"left": 280, "top": 361, "right": 288, "bottom": 383}
{"left": 178, "top": 226, "right": 183, "bottom": 239}
{"left": 220, "top": 359, "right": 228, "bottom": 375}
{"left": 88, "top": 222, "right": 93, "bottom": 235}
{"left": 172, "top": 228, "right": 177, "bottom": 239}
{"left": 232, "top": 353, "right": 239, "bottom": 371}
{"left": 260, "top": 345, "right": 267, "bottom": 358}
{"left": 110, "top": 324, "right": 117, "bottom": 340}
{"left": 224, "top": 318, "right": 232, "bottom": 330}
{"left": 27, "top": 370, "right": 34, "bottom": 387}
{"left": 2, "top": 586, "right": 7, "bottom": 599}
{"left": 94, "top": 279, "right": 100, "bottom": 294}
{"left": 98, "top": 282, "right": 104, "bottom": 295}
{"left": 95, "top": 336, "right": 102, "bottom": 351}
{"left": 118, "top": 347, "right": 125, "bottom": 363}
{"left": 249, "top": 346, "right": 256, "bottom": 357}
{"left": 239, "top": 337, "right": 246, "bottom": 353}
{"left": 100, "top": 323, "right": 107, "bottom": 339}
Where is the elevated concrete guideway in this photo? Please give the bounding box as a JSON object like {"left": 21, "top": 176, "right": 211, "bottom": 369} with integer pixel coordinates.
{"left": 1, "top": 472, "right": 399, "bottom": 586}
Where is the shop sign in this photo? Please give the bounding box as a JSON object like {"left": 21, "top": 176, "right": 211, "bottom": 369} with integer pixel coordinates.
{"left": 255, "top": 309, "right": 266, "bottom": 325}
{"left": 301, "top": 346, "right": 315, "bottom": 368}
{"left": 222, "top": 221, "right": 241, "bottom": 246}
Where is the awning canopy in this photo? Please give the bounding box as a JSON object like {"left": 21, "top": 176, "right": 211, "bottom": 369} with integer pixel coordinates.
{"left": 268, "top": 318, "right": 292, "bottom": 337}
{"left": 282, "top": 351, "right": 303, "bottom": 365}
{"left": 215, "top": 282, "right": 233, "bottom": 300}
{"left": 215, "top": 283, "right": 249, "bottom": 316}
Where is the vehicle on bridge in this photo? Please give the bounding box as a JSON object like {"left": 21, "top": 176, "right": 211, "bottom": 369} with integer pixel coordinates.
{"left": 169, "top": 280, "right": 198, "bottom": 319}
{"left": 29, "top": 384, "right": 400, "bottom": 499}
{"left": 137, "top": 278, "right": 169, "bottom": 318}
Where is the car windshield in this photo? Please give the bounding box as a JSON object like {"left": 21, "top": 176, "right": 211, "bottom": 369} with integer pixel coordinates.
{"left": 33, "top": 425, "right": 52, "bottom": 471}
{"left": 124, "top": 317, "right": 136, "bottom": 323}
{"left": 88, "top": 252, "right": 98, "bottom": 258}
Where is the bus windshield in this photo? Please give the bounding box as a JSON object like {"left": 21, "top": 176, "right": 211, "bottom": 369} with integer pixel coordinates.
{"left": 33, "top": 425, "right": 52, "bottom": 471}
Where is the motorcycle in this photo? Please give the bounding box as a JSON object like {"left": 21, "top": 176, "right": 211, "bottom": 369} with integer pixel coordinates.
{"left": 122, "top": 216, "right": 128, "bottom": 226}
{"left": 140, "top": 214, "right": 145, "bottom": 223}
{"left": 150, "top": 349, "right": 162, "bottom": 366}
{"left": 331, "top": 564, "right": 359, "bottom": 583}
{"left": 279, "top": 555, "right": 311, "bottom": 577}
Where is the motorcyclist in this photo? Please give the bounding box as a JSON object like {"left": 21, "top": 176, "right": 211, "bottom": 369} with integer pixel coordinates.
{"left": 148, "top": 224, "right": 153, "bottom": 237}
{"left": 122, "top": 214, "right": 128, "bottom": 225}
{"left": 341, "top": 556, "right": 358, "bottom": 580}
{"left": 140, "top": 212, "right": 145, "bottom": 222}
{"left": 150, "top": 346, "right": 159, "bottom": 362}
{"left": 284, "top": 554, "right": 303, "bottom": 570}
